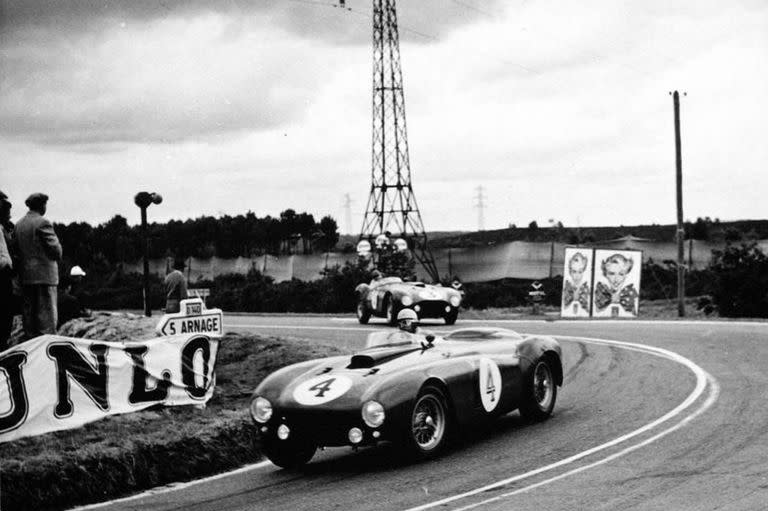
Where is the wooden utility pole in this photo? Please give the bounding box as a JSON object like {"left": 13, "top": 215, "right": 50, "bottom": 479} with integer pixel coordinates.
{"left": 672, "top": 91, "right": 685, "bottom": 317}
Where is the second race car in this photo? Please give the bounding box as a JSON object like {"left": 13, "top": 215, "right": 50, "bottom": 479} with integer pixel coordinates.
{"left": 355, "top": 276, "right": 462, "bottom": 325}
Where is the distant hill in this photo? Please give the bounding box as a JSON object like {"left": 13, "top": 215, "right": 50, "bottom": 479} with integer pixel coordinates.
{"left": 339, "top": 220, "right": 768, "bottom": 250}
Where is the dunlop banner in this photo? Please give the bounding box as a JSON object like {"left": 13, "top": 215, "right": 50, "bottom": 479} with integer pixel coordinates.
{"left": 0, "top": 334, "right": 218, "bottom": 443}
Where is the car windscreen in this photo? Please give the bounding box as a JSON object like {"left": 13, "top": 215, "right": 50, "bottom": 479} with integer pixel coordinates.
{"left": 365, "top": 330, "right": 422, "bottom": 349}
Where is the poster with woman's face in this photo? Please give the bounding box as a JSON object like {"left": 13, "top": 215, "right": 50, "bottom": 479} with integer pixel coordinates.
{"left": 592, "top": 249, "right": 642, "bottom": 318}
{"left": 561, "top": 248, "right": 593, "bottom": 318}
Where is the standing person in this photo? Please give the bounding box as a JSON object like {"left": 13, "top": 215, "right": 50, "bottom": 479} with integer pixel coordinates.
{"left": 164, "top": 257, "right": 188, "bottom": 313}
{"left": 14, "top": 193, "right": 62, "bottom": 339}
{"left": 0, "top": 193, "right": 15, "bottom": 350}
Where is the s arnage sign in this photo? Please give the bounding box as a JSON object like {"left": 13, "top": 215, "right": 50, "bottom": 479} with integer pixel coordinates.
{"left": 157, "top": 298, "right": 224, "bottom": 337}
{"left": 0, "top": 334, "right": 218, "bottom": 443}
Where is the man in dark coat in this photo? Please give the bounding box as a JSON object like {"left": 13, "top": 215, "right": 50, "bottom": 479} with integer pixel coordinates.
{"left": 0, "top": 192, "right": 15, "bottom": 350}
{"left": 164, "top": 258, "right": 188, "bottom": 314}
{"left": 14, "top": 193, "right": 62, "bottom": 339}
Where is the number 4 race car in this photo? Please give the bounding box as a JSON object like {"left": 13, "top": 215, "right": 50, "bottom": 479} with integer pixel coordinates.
{"left": 249, "top": 328, "right": 563, "bottom": 468}
{"left": 355, "top": 276, "right": 463, "bottom": 325}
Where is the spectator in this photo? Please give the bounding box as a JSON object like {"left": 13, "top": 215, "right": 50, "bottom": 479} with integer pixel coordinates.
{"left": 57, "top": 266, "right": 90, "bottom": 327}
{"left": 0, "top": 193, "right": 16, "bottom": 350}
{"left": 164, "top": 257, "right": 188, "bottom": 313}
{"left": 14, "top": 193, "right": 62, "bottom": 339}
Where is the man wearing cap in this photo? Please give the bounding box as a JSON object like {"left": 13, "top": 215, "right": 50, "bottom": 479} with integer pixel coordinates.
{"left": 14, "top": 193, "right": 62, "bottom": 339}
{"left": 0, "top": 192, "right": 16, "bottom": 350}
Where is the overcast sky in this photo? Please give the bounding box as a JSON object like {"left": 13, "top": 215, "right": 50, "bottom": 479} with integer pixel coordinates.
{"left": 1, "top": 0, "right": 766, "bottom": 233}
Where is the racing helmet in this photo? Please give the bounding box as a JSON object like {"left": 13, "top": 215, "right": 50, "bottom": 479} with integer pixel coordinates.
{"left": 397, "top": 309, "right": 418, "bottom": 332}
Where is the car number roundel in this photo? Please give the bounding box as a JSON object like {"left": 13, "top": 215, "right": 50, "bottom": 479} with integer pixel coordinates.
{"left": 293, "top": 375, "right": 353, "bottom": 405}
{"left": 479, "top": 358, "right": 502, "bottom": 412}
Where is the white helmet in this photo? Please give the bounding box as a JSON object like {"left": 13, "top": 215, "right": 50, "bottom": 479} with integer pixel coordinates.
{"left": 70, "top": 265, "right": 86, "bottom": 277}
{"left": 397, "top": 309, "right": 418, "bottom": 322}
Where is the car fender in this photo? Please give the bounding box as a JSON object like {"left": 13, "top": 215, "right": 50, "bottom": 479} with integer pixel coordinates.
{"left": 254, "top": 355, "right": 349, "bottom": 402}
{"left": 517, "top": 336, "right": 563, "bottom": 386}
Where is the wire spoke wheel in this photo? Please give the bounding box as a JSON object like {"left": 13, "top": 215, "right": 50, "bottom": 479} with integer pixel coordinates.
{"left": 532, "top": 361, "right": 554, "bottom": 410}
{"left": 410, "top": 393, "right": 446, "bottom": 451}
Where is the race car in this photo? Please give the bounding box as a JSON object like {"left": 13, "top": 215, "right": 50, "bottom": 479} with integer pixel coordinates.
{"left": 355, "top": 276, "right": 462, "bottom": 325}
{"left": 249, "top": 327, "right": 563, "bottom": 468}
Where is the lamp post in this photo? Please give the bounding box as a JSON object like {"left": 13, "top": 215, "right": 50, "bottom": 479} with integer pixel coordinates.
{"left": 134, "top": 192, "right": 163, "bottom": 317}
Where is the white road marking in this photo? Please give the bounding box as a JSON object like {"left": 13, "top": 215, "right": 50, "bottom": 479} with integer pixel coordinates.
{"left": 325, "top": 316, "right": 766, "bottom": 327}
{"left": 402, "top": 335, "right": 719, "bottom": 511}
{"left": 68, "top": 461, "right": 273, "bottom": 510}
{"left": 228, "top": 324, "right": 373, "bottom": 332}
{"left": 451, "top": 377, "right": 720, "bottom": 511}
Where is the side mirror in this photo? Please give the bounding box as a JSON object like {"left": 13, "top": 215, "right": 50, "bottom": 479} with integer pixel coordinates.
{"left": 425, "top": 334, "right": 435, "bottom": 345}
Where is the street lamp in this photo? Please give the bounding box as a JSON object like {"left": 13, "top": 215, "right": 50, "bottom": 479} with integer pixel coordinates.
{"left": 134, "top": 192, "right": 163, "bottom": 317}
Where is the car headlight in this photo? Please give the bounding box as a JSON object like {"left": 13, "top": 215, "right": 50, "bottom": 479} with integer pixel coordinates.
{"left": 450, "top": 295, "right": 461, "bottom": 307}
{"left": 250, "top": 396, "right": 273, "bottom": 423}
{"left": 362, "top": 401, "right": 385, "bottom": 428}
{"left": 401, "top": 295, "right": 413, "bottom": 306}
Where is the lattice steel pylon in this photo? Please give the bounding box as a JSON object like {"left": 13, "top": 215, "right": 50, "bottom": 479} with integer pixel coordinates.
{"left": 359, "top": 0, "right": 440, "bottom": 282}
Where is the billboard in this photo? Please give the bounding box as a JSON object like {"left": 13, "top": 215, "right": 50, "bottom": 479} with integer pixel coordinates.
{"left": 560, "top": 247, "right": 594, "bottom": 318}
{"left": 0, "top": 334, "right": 218, "bottom": 443}
{"left": 592, "top": 249, "right": 642, "bottom": 318}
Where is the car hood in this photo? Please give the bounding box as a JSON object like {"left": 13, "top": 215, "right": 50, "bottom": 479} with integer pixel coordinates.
{"left": 271, "top": 338, "right": 518, "bottom": 410}
{"left": 385, "top": 282, "right": 459, "bottom": 300}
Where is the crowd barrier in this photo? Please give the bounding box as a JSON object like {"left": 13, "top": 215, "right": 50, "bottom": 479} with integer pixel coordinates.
{"left": 122, "top": 239, "right": 765, "bottom": 284}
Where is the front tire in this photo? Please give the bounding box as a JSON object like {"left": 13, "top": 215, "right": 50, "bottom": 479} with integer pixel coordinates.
{"left": 519, "top": 357, "right": 557, "bottom": 422}
{"left": 404, "top": 385, "right": 451, "bottom": 459}
{"left": 444, "top": 308, "right": 458, "bottom": 325}
{"left": 262, "top": 436, "right": 317, "bottom": 469}
{"left": 356, "top": 301, "right": 371, "bottom": 324}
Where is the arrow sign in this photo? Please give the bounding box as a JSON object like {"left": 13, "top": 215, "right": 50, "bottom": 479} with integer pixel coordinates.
{"left": 156, "top": 298, "right": 224, "bottom": 337}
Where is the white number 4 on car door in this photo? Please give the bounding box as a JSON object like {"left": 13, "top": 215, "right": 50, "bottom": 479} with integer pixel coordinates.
{"left": 479, "top": 358, "right": 502, "bottom": 412}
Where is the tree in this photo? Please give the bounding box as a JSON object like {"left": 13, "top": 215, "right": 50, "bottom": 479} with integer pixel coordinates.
{"left": 316, "top": 216, "right": 340, "bottom": 253}
{"left": 527, "top": 221, "right": 539, "bottom": 240}
{"left": 708, "top": 242, "right": 768, "bottom": 317}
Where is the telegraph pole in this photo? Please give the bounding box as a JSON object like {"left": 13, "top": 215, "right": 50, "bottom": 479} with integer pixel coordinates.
{"left": 672, "top": 91, "right": 685, "bottom": 317}
{"left": 473, "top": 185, "right": 486, "bottom": 231}
{"left": 343, "top": 193, "right": 353, "bottom": 234}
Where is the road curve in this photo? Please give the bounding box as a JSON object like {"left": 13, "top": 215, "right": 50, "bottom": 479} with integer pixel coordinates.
{"left": 79, "top": 316, "right": 768, "bottom": 511}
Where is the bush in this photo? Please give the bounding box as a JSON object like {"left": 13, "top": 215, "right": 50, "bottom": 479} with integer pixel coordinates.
{"left": 708, "top": 242, "right": 768, "bottom": 317}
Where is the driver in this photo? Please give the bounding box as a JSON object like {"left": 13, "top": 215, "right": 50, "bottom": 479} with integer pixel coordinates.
{"left": 396, "top": 309, "right": 419, "bottom": 334}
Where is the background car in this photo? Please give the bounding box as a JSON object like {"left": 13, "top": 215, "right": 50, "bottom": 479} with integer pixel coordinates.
{"left": 355, "top": 276, "right": 462, "bottom": 325}
{"left": 250, "top": 327, "right": 563, "bottom": 468}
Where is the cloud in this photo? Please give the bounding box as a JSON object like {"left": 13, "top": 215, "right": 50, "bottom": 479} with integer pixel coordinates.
{"left": 0, "top": 0, "right": 505, "bottom": 146}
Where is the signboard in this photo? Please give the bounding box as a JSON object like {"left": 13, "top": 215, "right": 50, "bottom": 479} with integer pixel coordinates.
{"left": 528, "top": 281, "right": 546, "bottom": 302}
{"left": 187, "top": 288, "right": 211, "bottom": 299}
{"left": 561, "top": 247, "right": 594, "bottom": 318}
{"left": 156, "top": 298, "right": 224, "bottom": 337}
{"left": 592, "top": 249, "right": 642, "bottom": 318}
{"left": 0, "top": 333, "right": 218, "bottom": 443}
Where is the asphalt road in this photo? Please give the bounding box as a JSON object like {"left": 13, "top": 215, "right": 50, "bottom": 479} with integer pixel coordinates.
{"left": 82, "top": 315, "right": 768, "bottom": 511}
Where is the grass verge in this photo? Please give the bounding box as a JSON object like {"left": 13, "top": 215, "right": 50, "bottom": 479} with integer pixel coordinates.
{"left": 0, "top": 324, "right": 348, "bottom": 511}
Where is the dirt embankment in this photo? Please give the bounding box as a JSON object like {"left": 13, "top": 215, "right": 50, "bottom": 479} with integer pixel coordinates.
{"left": 1, "top": 313, "right": 347, "bottom": 511}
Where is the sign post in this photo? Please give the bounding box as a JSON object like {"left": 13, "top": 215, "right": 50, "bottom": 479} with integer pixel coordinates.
{"left": 156, "top": 298, "right": 224, "bottom": 337}
{"left": 528, "top": 281, "right": 546, "bottom": 315}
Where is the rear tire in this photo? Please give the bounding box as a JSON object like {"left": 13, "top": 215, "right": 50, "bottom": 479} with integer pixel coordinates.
{"left": 404, "top": 385, "right": 451, "bottom": 459}
{"left": 519, "top": 357, "right": 557, "bottom": 422}
{"left": 262, "top": 436, "right": 317, "bottom": 469}
{"left": 356, "top": 301, "right": 371, "bottom": 324}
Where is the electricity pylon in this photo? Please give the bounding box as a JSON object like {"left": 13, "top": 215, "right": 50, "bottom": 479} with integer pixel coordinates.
{"left": 359, "top": 0, "right": 439, "bottom": 282}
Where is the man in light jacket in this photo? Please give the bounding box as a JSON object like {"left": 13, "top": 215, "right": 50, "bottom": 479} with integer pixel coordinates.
{"left": 14, "top": 193, "right": 62, "bottom": 339}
